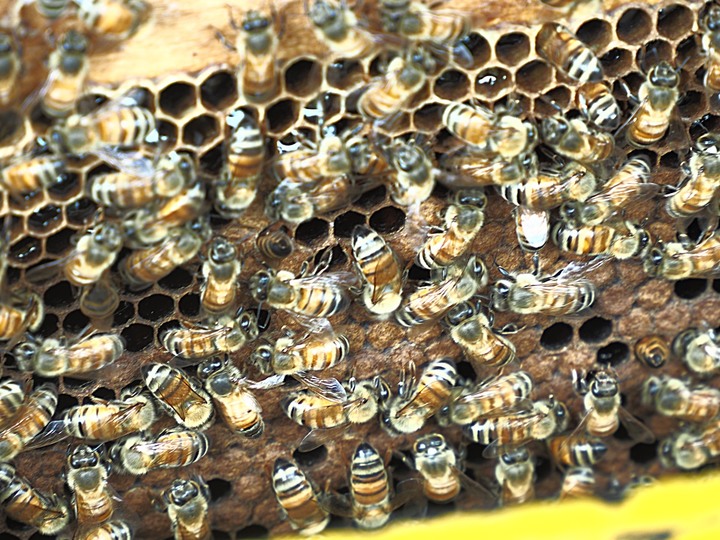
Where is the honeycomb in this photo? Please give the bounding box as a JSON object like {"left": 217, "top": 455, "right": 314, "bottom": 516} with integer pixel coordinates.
{"left": 0, "top": 0, "right": 718, "bottom": 538}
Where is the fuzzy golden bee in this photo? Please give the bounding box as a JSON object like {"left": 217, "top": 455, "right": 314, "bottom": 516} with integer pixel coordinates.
{"left": 0, "top": 463, "right": 70, "bottom": 535}
{"left": 634, "top": 334, "right": 671, "bottom": 368}
{"left": 307, "top": 0, "right": 376, "bottom": 59}
{"left": 271, "top": 458, "right": 329, "bottom": 536}
{"left": 448, "top": 370, "right": 533, "bottom": 426}
{"left": 273, "top": 131, "right": 352, "bottom": 185}
{"left": 77, "top": 520, "right": 133, "bottom": 540}
{"left": 536, "top": 23, "right": 602, "bottom": 84}
{"left": 495, "top": 447, "right": 534, "bottom": 506}
{"left": 417, "top": 204, "right": 484, "bottom": 269}
{"left": 0, "top": 155, "right": 65, "bottom": 197}
{"left": 256, "top": 223, "right": 295, "bottom": 263}
{"left": 540, "top": 115, "right": 615, "bottom": 164}
{"left": 382, "top": 358, "right": 457, "bottom": 434}
{"left": 0, "top": 383, "right": 57, "bottom": 461}
{"left": 643, "top": 230, "right": 720, "bottom": 280}
{"left": 0, "top": 291, "right": 44, "bottom": 341}
{"left": 229, "top": 9, "right": 279, "bottom": 103}
{"left": 627, "top": 61, "right": 680, "bottom": 147}
{"left": 673, "top": 327, "right": 720, "bottom": 376}
{"left": 382, "top": 137, "right": 436, "bottom": 206}
{"left": 702, "top": 5, "right": 720, "bottom": 92}
{"left": 142, "top": 363, "right": 214, "bottom": 430}
{"left": 576, "top": 81, "right": 621, "bottom": 131}
{"left": 163, "top": 478, "right": 211, "bottom": 540}
{"left": 440, "top": 151, "right": 538, "bottom": 188}
{"left": 0, "top": 379, "right": 26, "bottom": 429}
{"left": 547, "top": 434, "right": 608, "bottom": 468}
{"left": 0, "top": 32, "right": 19, "bottom": 104}
{"left": 667, "top": 132, "right": 720, "bottom": 218}
{"left": 351, "top": 224, "right": 404, "bottom": 315}
{"left": 659, "top": 419, "right": 720, "bottom": 471}
{"left": 642, "top": 375, "right": 720, "bottom": 424}
{"left": 199, "top": 236, "right": 242, "bottom": 316}
{"left": 76, "top": 0, "right": 148, "bottom": 40}
{"left": 110, "top": 428, "right": 209, "bottom": 475}
{"left": 410, "top": 433, "right": 462, "bottom": 504}
{"left": 560, "top": 467, "right": 596, "bottom": 499}
{"left": 552, "top": 219, "right": 651, "bottom": 260}
{"left": 40, "top": 29, "right": 89, "bottom": 118}
{"left": 66, "top": 445, "right": 114, "bottom": 526}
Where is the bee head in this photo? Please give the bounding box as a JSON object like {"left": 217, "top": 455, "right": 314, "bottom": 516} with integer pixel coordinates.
{"left": 243, "top": 11, "right": 270, "bottom": 33}
{"left": 641, "top": 375, "right": 662, "bottom": 405}
{"left": 68, "top": 445, "right": 100, "bottom": 470}
{"left": 635, "top": 228, "right": 652, "bottom": 258}
{"left": 12, "top": 341, "right": 38, "bottom": 372}
{"left": 648, "top": 61, "right": 679, "bottom": 88}
{"left": 308, "top": 0, "right": 337, "bottom": 27}
{"left": 0, "top": 33, "right": 12, "bottom": 53}
{"left": 197, "top": 357, "right": 225, "bottom": 381}
{"left": 249, "top": 270, "right": 273, "bottom": 302}
{"left": 642, "top": 246, "right": 665, "bottom": 276}
{"left": 166, "top": 479, "right": 200, "bottom": 507}
{"left": 444, "top": 302, "right": 475, "bottom": 328}
{"left": 250, "top": 344, "right": 274, "bottom": 373}
{"left": 705, "top": 5, "right": 720, "bottom": 31}
{"left": 672, "top": 327, "right": 700, "bottom": 357}
{"left": 414, "top": 433, "right": 446, "bottom": 457}
{"left": 540, "top": 116, "right": 568, "bottom": 145}
{"left": 453, "top": 188, "right": 487, "bottom": 208}
{"left": 501, "top": 447, "right": 529, "bottom": 465}
{"left": 658, "top": 436, "right": 678, "bottom": 468}
{"left": 492, "top": 280, "right": 512, "bottom": 311}
{"left": 93, "top": 223, "right": 123, "bottom": 252}
{"left": 237, "top": 309, "right": 259, "bottom": 340}
{"left": 373, "top": 376, "right": 391, "bottom": 407}
{"left": 591, "top": 372, "right": 618, "bottom": 398}
{"left": 209, "top": 237, "right": 237, "bottom": 265}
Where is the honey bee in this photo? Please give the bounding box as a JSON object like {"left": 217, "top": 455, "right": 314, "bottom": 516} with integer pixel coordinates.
{"left": 256, "top": 223, "right": 294, "bottom": 263}
{"left": 660, "top": 419, "right": 720, "bottom": 470}
{"left": 701, "top": 5, "right": 720, "bottom": 92}
{"left": 382, "top": 137, "right": 436, "bottom": 206}
{"left": 642, "top": 375, "right": 720, "bottom": 424}
{"left": 62, "top": 387, "right": 156, "bottom": 442}
{"left": 410, "top": 433, "right": 467, "bottom": 503}
{"left": 273, "top": 130, "right": 353, "bottom": 186}
{"left": 560, "top": 155, "right": 655, "bottom": 226}
{"left": 51, "top": 102, "right": 156, "bottom": 156}
{"left": 495, "top": 447, "right": 534, "bottom": 505}
{"left": 249, "top": 256, "right": 357, "bottom": 319}
{"left": 547, "top": 434, "right": 608, "bottom": 468}
{"left": 124, "top": 181, "right": 205, "bottom": 247}
{"left": 643, "top": 230, "right": 720, "bottom": 280}
{"left": 77, "top": 0, "right": 148, "bottom": 40}
{"left": 442, "top": 102, "right": 537, "bottom": 160}
{"left": 343, "top": 442, "right": 396, "bottom": 529}
{"left": 110, "top": 428, "right": 209, "bottom": 475}
{"left": 576, "top": 81, "right": 621, "bottom": 131}
{"left": 552, "top": 219, "right": 652, "bottom": 260}
{"left": 197, "top": 357, "right": 269, "bottom": 438}
{"left": 357, "top": 49, "right": 429, "bottom": 121}
{"left": 560, "top": 467, "right": 596, "bottom": 499}
{"left": 447, "top": 371, "right": 533, "bottom": 426}
{"left": 119, "top": 221, "right": 209, "bottom": 291}
{"left": 307, "top": 0, "right": 376, "bottom": 59}
{"left": 143, "top": 363, "right": 214, "bottom": 430}
{"left": 497, "top": 161, "right": 597, "bottom": 210}
{"left": 0, "top": 32, "right": 19, "bottom": 104}
{"left": 232, "top": 9, "right": 280, "bottom": 103}
{"left": 514, "top": 206, "right": 550, "bottom": 252}
{"left": 0, "top": 383, "right": 57, "bottom": 461}
{"left": 574, "top": 369, "right": 654, "bottom": 442}
{"left": 90, "top": 151, "right": 193, "bottom": 210}
{"left": 0, "top": 379, "right": 26, "bottom": 429}
{"left": 0, "top": 463, "right": 70, "bottom": 535}
{"left": 440, "top": 151, "right": 538, "bottom": 188}
{"left": 627, "top": 61, "right": 680, "bottom": 147}
{"left": 215, "top": 110, "right": 265, "bottom": 218}
{"left": 199, "top": 236, "right": 241, "bottom": 317}
{"left": 464, "top": 397, "right": 569, "bottom": 457}
{"left": 163, "top": 478, "right": 211, "bottom": 540}
{"left": 396, "top": 255, "right": 488, "bottom": 327}
{"left": 13, "top": 332, "right": 124, "bottom": 378}
{"left": 0, "top": 291, "right": 44, "bottom": 341}
{"left": 536, "top": 23, "right": 603, "bottom": 84}
{"left": 634, "top": 334, "right": 670, "bottom": 368}
{"left": 443, "top": 302, "right": 517, "bottom": 371}
{"left": 382, "top": 358, "right": 457, "bottom": 434}
{"left": 0, "top": 156, "right": 65, "bottom": 197}
{"left": 271, "top": 458, "right": 329, "bottom": 536}
{"left": 673, "top": 327, "right": 720, "bottom": 376}
{"left": 667, "top": 133, "right": 720, "bottom": 218}
{"left": 417, "top": 204, "right": 484, "bottom": 269}
{"left": 77, "top": 520, "right": 133, "bottom": 540}
{"left": 40, "top": 29, "right": 89, "bottom": 118}
{"left": 492, "top": 254, "right": 597, "bottom": 316}
{"left": 66, "top": 445, "right": 114, "bottom": 526}
{"left": 541, "top": 115, "right": 615, "bottom": 164}
{"left": 282, "top": 376, "right": 383, "bottom": 451}
{"left": 351, "top": 224, "right": 404, "bottom": 315}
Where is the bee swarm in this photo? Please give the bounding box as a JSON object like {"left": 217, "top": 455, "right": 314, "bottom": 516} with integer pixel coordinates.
{"left": 0, "top": 0, "right": 719, "bottom": 538}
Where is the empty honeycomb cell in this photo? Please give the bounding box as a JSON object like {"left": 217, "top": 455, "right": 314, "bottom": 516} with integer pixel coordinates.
{"left": 158, "top": 267, "right": 194, "bottom": 290}
{"left": 138, "top": 294, "right": 175, "bottom": 321}
{"left": 617, "top": 8, "right": 654, "bottom": 44}
{"left": 597, "top": 341, "right": 630, "bottom": 366}
{"left": 292, "top": 445, "right": 328, "bottom": 467}
{"left": 9, "top": 236, "right": 42, "bottom": 265}
{"left": 354, "top": 185, "right": 387, "bottom": 210}
{"left": 677, "top": 36, "right": 704, "bottom": 70}
{"left": 516, "top": 61, "right": 553, "bottom": 94}
{"left": 539, "top": 322, "right": 573, "bottom": 350}
{"left": 266, "top": 99, "right": 300, "bottom": 134}
{"left": 200, "top": 70, "right": 239, "bottom": 110}
{"left": 659, "top": 150, "right": 682, "bottom": 168}
{"left": 495, "top": 32, "right": 530, "bottom": 66}
{"left": 713, "top": 279, "right": 720, "bottom": 293}
{"left": 535, "top": 86, "right": 572, "bottom": 116}
{"left": 157, "top": 119, "right": 179, "bottom": 147}
{"left": 35, "top": 313, "right": 58, "bottom": 338}
{"left": 327, "top": 59, "right": 365, "bottom": 90}
{"left": 207, "top": 478, "right": 232, "bottom": 501}
{"left": 236, "top": 524, "right": 269, "bottom": 538}
{"left": 63, "top": 309, "right": 90, "bottom": 333}
{"left": 601, "top": 48, "right": 634, "bottom": 77}
{"left": 434, "top": 70, "right": 470, "bottom": 101}
{"left": 212, "top": 531, "right": 232, "bottom": 540}
{"left": 674, "top": 278, "right": 708, "bottom": 299}
{"left": 199, "top": 142, "right": 224, "bottom": 176}
{"left": 121, "top": 323, "right": 154, "bottom": 352}
{"left": 456, "top": 360, "right": 477, "bottom": 381}
{"left": 636, "top": 39, "right": 673, "bottom": 67}
{"left": 294, "top": 218, "right": 330, "bottom": 245}
{"left": 28, "top": 204, "right": 63, "bottom": 234}
{"left": 579, "top": 316, "right": 613, "bottom": 343}
{"left": 629, "top": 442, "right": 659, "bottom": 464}
{"left": 65, "top": 198, "right": 99, "bottom": 227}
{"left": 657, "top": 4, "right": 694, "bottom": 39}
{"left": 333, "top": 211, "right": 365, "bottom": 237}
{"left": 159, "top": 82, "right": 197, "bottom": 118}
{"left": 0, "top": 110, "right": 25, "bottom": 147}
{"left": 178, "top": 293, "right": 200, "bottom": 317}
{"left": 369, "top": 206, "right": 405, "bottom": 233}
{"left": 47, "top": 172, "right": 82, "bottom": 201}
{"left": 92, "top": 387, "right": 116, "bottom": 401}
{"left": 413, "top": 103, "right": 444, "bottom": 132}
{"left": 461, "top": 32, "right": 491, "bottom": 69}
{"left": 183, "top": 114, "right": 220, "bottom": 147}
{"left": 306, "top": 93, "right": 343, "bottom": 125}
{"left": 678, "top": 91, "right": 707, "bottom": 119}
{"left": 315, "top": 244, "right": 347, "bottom": 270}
{"left": 113, "top": 301, "right": 135, "bottom": 326}
{"left": 45, "top": 228, "right": 75, "bottom": 256}
{"left": 475, "top": 67, "right": 513, "bottom": 99}
{"left": 44, "top": 281, "right": 75, "bottom": 309}
{"left": 576, "top": 19, "right": 613, "bottom": 51}
{"left": 284, "top": 58, "right": 323, "bottom": 97}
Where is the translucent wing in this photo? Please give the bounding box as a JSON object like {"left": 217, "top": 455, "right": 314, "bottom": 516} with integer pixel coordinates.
{"left": 455, "top": 466, "right": 498, "bottom": 501}
{"left": 618, "top": 407, "right": 655, "bottom": 444}
{"left": 248, "top": 374, "right": 286, "bottom": 390}
{"left": 22, "top": 418, "right": 69, "bottom": 450}
{"left": 298, "top": 424, "right": 351, "bottom": 452}
{"left": 293, "top": 372, "right": 348, "bottom": 402}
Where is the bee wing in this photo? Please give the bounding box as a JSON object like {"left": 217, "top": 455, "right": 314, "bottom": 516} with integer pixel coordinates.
{"left": 319, "top": 491, "right": 354, "bottom": 518}
{"left": 454, "top": 466, "right": 498, "bottom": 501}
{"left": 21, "top": 419, "right": 69, "bottom": 450}
{"left": 584, "top": 182, "right": 661, "bottom": 221}
{"left": 293, "top": 371, "right": 348, "bottom": 402}
{"left": 248, "top": 374, "right": 286, "bottom": 390}
{"left": 24, "top": 256, "right": 70, "bottom": 283}
{"left": 390, "top": 477, "right": 425, "bottom": 512}
{"left": 550, "top": 256, "right": 609, "bottom": 282}
{"left": 618, "top": 407, "right": 655, "bottom": 444}
{"left": 289, "top": 270, "right": 360, "bottom": 290}
{"left": 93, "top": 149, "right": 157, "bottom": 178}
{"left": 298, "top": 424, "right": 351, "bottom": 452}
{"left": 166, "top": 377, "right": 209, "bottom": 421}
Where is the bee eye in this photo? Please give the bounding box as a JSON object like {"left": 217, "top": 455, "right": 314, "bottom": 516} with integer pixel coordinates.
{"left": 416, "top": 442, "right": 426, "bottom": 452}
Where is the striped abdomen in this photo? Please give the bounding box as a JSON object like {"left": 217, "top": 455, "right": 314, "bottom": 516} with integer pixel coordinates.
{"left": 553, "top": 222, "right": 615, "bottom": 256}
{"left": 74, "top": 484, "right": 113, "bottom": 525}
{"left": 668, "top": 171, "right": 720, "bottom": 217}
{"left": 272, "top": 459, "right": 329, "bottom": 535}
{"left": 283, "top": 392, "right": 347, "bottom": 429}
{"left": 0, "top": 385, "right": 56, "bottom": 461}
{"left": 442, "top": 103, "right": 492, "bottom": 146}
{"left": 63, "top": 400, "right": 149, "bottom": 440}
{"left": 1, "top": 157, "right": 64, "bottom": 195}
{"left": 288, "top": 283, "right": 351, "bottom": 318}
{"left": 242, "top": 51, "right": 278, "bottom": 102}
{"left": 350, "top": 443, "right": 391, "bottom": 529}
{"left": 94, "top": 106, "right": 155, "bottom": 148}
{"left": 80, "top": 520, "right": 133, "bottom": 540}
